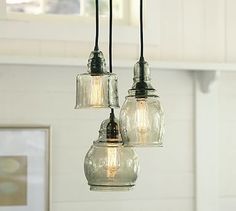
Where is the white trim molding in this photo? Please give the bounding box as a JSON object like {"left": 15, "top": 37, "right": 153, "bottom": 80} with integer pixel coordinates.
{"left": 0, "top": 0, "right": 160, "bottom": 46}
{"left": 195, "top": 72, "right": 219, "bottom": 211}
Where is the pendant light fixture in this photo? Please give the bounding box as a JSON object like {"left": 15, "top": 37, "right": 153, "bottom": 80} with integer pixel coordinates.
{"left": 84, "top": 111, "right": 139, "bottom": 191}
{"left": 75, "top": 0, "right": 119, "bottom": 109}
{"left": 119, "top": 0, "right": 164, "bottom": 147}
{"left": 84, "top": 0, "right": 139, "bottom": 191}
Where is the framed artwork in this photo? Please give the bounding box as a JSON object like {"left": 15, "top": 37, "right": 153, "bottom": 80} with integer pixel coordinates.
{"left": 0, "top": 127, "right": 50, "bottom": 211}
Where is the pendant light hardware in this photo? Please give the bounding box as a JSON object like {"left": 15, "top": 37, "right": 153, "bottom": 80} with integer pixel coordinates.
{"left": 75, "top": 0, "right": 119, "bottom": 109}
{"left": 106, "top": 109, "right": 120, "bottom": 141}
{"left": 83, "top": 0, "right": 139, "bottom": 191}
{"left": 89, "top": 0, "right": 104, "bottom": 76}
{"left": 119, "top": 0, "right": 164, "bottom": 147}
{"left": 94, "top": 0, "right": 99, "bottom": 51}
{"left": 134, "top": 0, "right": 155, "bottom": 99}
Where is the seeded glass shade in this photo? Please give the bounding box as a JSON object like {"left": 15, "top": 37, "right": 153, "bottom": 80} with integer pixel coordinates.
{"left": 75, "top": 50, "right": 119, "bottom": 108}
{"left": 84, "top": 118, "right": 139, "bottom": 191}
{"left": 119, "top": 61, "right": 164, "bottom": 147}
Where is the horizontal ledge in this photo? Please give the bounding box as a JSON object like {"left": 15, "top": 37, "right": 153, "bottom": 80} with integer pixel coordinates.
{"left": 0, "top": 56, "right": 236, "bottom": 72}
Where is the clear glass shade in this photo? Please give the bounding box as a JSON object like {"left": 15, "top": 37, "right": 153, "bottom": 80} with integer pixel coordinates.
{"left": 84, "top": 118, "right": 139, "bottom": 191}
{"left": 75, "top": 50, "right": 119, "bottom": 108}
{"left": 84, "top": 142, "right": 139, "bottom": 191}
{"left": 75, "top": 73, "right": 119, "bottom": 108}
{"left": 119, "top": 61, "right": 165, "bottom": 147}
{"left": 120, "top": 96, "right": 164, "bottom": 147}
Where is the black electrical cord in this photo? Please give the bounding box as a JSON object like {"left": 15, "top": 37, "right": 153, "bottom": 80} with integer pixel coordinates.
{"left": 109, "top": 0, "right": 113, "bottom": 73}
{"left": 94, "top": 0, "right": 99, "bottom": 51}
{"left": 109, "top": 0, "right": 113, "bottom": 114}
{"left": 139, "top": 0, "right": 144, "bottom": 62}
{"left": 139, "top": 0, "right": 145, "bottom": 82}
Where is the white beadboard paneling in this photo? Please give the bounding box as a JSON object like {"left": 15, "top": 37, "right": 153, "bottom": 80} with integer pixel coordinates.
{"left": 50, "top": 120, "right": 101, "bottom": 148}
{"left": 226, "top": 0, "right": 236, "bottom": 62}
{"left": 156, "top": 120, "right": 194, "bottom": 173}
{"left": 0, "top": 39, "right": 13, "bottom": 55}
{"left": 0, "top": 0, "right": 6, "bottom": 19}
{"left": 0, "top": 65, "right": 78, "bottom": 92}
{"left": 162, "top": 94, "right": 193, "bottom": 120}
{"left": 40, "top": 40, "right": 66, "bottom": 57}
{"left": 220, "top": 198, "right": 236, "bottom": 211}
{"left": 195, "top": 74, "right": 219, "bottom": 211}
{"left": 52, "top": 146, "right": 88, "bottom": 175}
{"left": 113, "top": 43, "right": 139, "bottom": 61}
{"left": 204, "top": 0, "right": 225, "bottom": 61}
{"left": 0, "top": 91, "right": 110, "bottom": 120}
{"left": 219, "top": 72, "right": 236, "bottom": 95}
{"left": 52, "top": 199, "right": 194, "bottom": 211}
{"left": 0, "top": 39, "right": 40, "bottom": 56}
{"left": 1, "top": 0, "right": 236, "bottom": 62}
{"left": 160, "top": 0, "right": 183, "bottom": 60}
{"left": 0, "top": 90, "right": 193, "bottom": 121}
{"left": 153, "top": 70, "right": 193, "bottom": 95}
{"left": 183, "top": 0, "right": 205, "bottom": 61}
{"left": 52, "top": 173, "right": 193, "bottom": 202}
{"left": 219, "top": 96, "right": 236, "bottom": 121}
{"left": 65, "top": 41, "right": 91, "bottom": 58}
{"left": 219, "top": 72, "right": 236, "bottom": 210}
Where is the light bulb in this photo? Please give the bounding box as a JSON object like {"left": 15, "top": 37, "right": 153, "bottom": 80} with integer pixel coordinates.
{"left": 119, "top": 96, "right": 164, "bottom": 147}
{"left": 90, "top": 76, "right": 104, "bottom": 106}
{"left": 106, "top": 147, "right": 120, "bottom": 178}
{"left": 135, "top": 99, "right": 150, "bottom": 132}
{"left": 135, "top": 99, "right": 150, "bottom": 143}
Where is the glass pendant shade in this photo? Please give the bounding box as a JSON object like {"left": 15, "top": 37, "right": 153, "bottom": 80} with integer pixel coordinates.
{"left": 119, "top": 61, "right": 164, "bottom": 147}
{"left": 84, "top": 118, "right": 139, "bottom": 191}
{"left": 75, "top": 50, "right": 119, "bottom": 108}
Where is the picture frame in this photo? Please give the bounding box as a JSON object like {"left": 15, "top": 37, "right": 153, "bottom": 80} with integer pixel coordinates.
{"left": 0, "top": 126, "right": 50, "bottom": 211}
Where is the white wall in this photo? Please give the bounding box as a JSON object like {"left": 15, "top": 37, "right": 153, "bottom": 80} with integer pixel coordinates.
{"left": 2, "top": 0, "right": 236, "bottom": 62}
{"left": 0, "top": 64, "right": 194, "bottom": 211}
{"left": 219, "top": 72, "right": 236, "bottom": 211}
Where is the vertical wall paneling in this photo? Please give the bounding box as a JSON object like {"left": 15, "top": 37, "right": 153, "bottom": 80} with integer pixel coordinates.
{"left": 225, "top": 0, "right": 236, "bottom": 62}
{"left": 1, "top": 0, "right": 236, "bottom": 63}
{"left": 219, "top": 72, "right": 236, "bottom": 211}
{"left": 160, "top": 0, "right": 183, "bottom": 60}
{"left": 195, "top": 72, "right": 219, "bottom": 211}
{"left": 183, "top": 0, "right": 205, "bottom": 61}
{"left": 0, "top": 0, "right": 6, "bottom": 19}
{"left": 204, "top": 0, "right": 225, "bottom": 62}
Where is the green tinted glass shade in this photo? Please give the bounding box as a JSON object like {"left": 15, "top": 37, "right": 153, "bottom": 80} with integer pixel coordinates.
{"left": 75, "top": 73, "right": 119, "bottom": 108}
{"left": 119, "top": 61, "right": 164, "bottom": 147}
{"left": 75, "top": 50, "right": 119, "bottom": 108}
{"left": 84, "top": 143, "right": 139, "bottom": 191}
{"left": 120, "top": 96, "right": 164, "bottom": 147}
{"left": 84, "top": 117, "right": 139, "bottom": 191}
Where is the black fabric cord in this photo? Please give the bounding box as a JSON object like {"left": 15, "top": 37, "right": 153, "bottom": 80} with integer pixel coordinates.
{"left": 109, "top": 0, "right": 113, "bottom": 113}
{"left": 109, "top": 0, "right": 113, "bottom": 73}
{"left": 94, "top": 0, "right": 99, "bottom": 51}
{"left": 139, "top": 0, "right": 144, "bottom": 62}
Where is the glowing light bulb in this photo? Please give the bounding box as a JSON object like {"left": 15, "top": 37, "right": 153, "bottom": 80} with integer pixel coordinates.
{"left": 135, "top": 99, "right": 150, "bottom": 142}
{"left": 90, "top": 76, "right": 104, "bottom": 106}
{"left": 107, "top": 147, "right": 120, "bottom": 178}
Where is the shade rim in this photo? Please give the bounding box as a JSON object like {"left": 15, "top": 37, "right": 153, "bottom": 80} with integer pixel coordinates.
{"left": 123, "top": 142, "right": 163, "bottom": 147}
{"left": 74, "top": 105, "right": 120, "bottom": 109}
{"left": 89, "top": 184, "right": 135, "bottom": 192}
